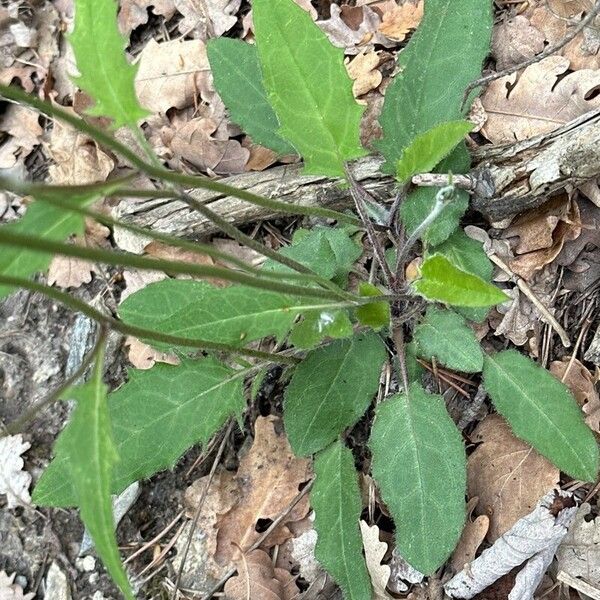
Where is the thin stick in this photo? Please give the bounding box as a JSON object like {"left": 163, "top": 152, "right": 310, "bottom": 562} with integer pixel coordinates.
{"left": 344, "top": 165, "right": 394, "bottom": 287}
{"left": 202, "top": 480, "right": 314, "bottom": 600}
{"left": 1, "top": 328, "right": 106, "bottom": 437}
{"left": 462, "top": 1, "right": 600, "bottom": 107}
{"left": 172, "top": 421, "right": 234, "bottom": 599}
{"left": 392, "top": 325, "right": 410, "bottom": 393}
{"left": 557, "top": 571, "right": 600, "bottom": 600}
{"left": 489, "top": 254, "right": 571, "bottom": 347}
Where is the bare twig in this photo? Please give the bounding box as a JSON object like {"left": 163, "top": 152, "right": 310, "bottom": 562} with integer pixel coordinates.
{"left": 462, "top": 1, "right": 600, "bottom": 107}
{"left": 172, "top": 421, "right": 234, "bottom": 599}
{"left": 557, "top": 571, "right": 600, "bottom": 600}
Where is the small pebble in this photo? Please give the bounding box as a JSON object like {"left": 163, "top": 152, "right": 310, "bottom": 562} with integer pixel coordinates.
{"left": 75, "top": 556, "right": 96, "bottom": 572}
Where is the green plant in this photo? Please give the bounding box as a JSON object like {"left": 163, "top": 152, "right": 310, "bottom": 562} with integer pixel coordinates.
{"left": 1, "top": 0, "right": 598, "bottom": 598}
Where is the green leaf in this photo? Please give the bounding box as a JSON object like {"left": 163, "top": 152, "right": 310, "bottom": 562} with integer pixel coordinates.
{"left": 355, "top": 282, "right": 390, "bottom": 329}
{"left": 414, "top": 306, "right": 483, "bottom": 373}
{"left": 53, "top": 347, "right": 133, "bottom": 599}
{"left": 370, "top": 384, "right": 466, "bottom": 574}
{"left": 263, "top": 226, "right": 362, "bottom": 285}
{"left": 430, "top": 229, "right": 493, "bottom": 322}
{"left": 414, "top": 255, "right": 508, "bottom": 307}
{"left": 0, "top": 198, "right": 90, "bottom": 300}
{"left": 376, "top": 0, "right": 492, "bottom": 170}
{"left": 289, "top": 309, "right": 353, "bottom": 349}
{"left": 118, "top": 279, "right": 317, "bottom": 348}
{"left": 483, "top": 350, "right": 599, "bottom": 482}
{"left": 71, "top": 0, "right": 149, "bottom": 128}
{"left": 405, "top": 341, "right": 424, "bottom": 384}
{"left": 312, "top": 440, "right": 372, "bottom": 600}
{"left": 396, "top": 121, "right": 473, "bottom": 183}
{"left": 399, "top": 148, "right": 470, "bottom": 246}
{"left": 253, "top": 0, "right": 366, "bottom": 176}
{"left": 33, "top": 357, "right": 244, "bottom": 507}
{"left": 207, "top": 38, "right": 295, "bottom": 155}
{"left": 285, "top": 332, "right": 387, "bottom": 456}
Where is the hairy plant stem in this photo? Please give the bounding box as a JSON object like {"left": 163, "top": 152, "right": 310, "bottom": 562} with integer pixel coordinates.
{"left": 0, "top": 84, "right": 360, "bottom": 227}
{"left": 0, "top": 229, "right": 353, "bottom": 300}
{"left": 0, "top": 274, "right": 303, "bottom": 364}
{"left": 0, "top": 327, "right": 107, "bottom": 438}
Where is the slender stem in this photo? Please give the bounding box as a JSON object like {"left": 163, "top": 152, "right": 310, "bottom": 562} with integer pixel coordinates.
{"left": 0, "top": 275, "right": 302, "bottom": 364}
{"left": 344, "top": 164, "right": 394, "bottom": 287}
{"left": 1, "top": 327, "right": 107, "bottom": 437}
{"left": 392, "top": 324, "right": 409, "bottom": 393}
{"left": 0, "top": 85, "right": 360, "bottom": 227}
{"left": 0, "top": 229, "right": 352, "bottom": 301}
{"left": 0, "top": 178, "right": 329, "bottom": 286}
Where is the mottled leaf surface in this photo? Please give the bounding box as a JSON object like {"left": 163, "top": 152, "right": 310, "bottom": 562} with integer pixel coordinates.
{"left": 483, "top": 351, "right": 599, "bottom": 482}
{"left": 207, "top": 38, "right": 294, "bottom": 155}
{"left": 370, "top": 384, "right": 466, "bottom": 574}
{"left": 285, "top": 332, "right": 386, "bottom": 456}
{"left": 253, "top": 0, "right": 366, "bottom": 176}
{"left": 33, "top": 358, "right": 244, "bottom": 507}
{"left": 312, "top": 441, "right": 372, "bottom": 600}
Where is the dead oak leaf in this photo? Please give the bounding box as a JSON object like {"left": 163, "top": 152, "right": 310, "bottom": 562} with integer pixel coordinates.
{"left": 224, "top": 549, "right": 298, "bottom": 600}
{"left": 377, "top": 0, "right": 423, "bottom": 42}
{"left": 175, "top": 0, "right": 241, "bottom": 39}
{"left": 0, "top": 104, "right": 42, "bottom": 169}
{"left": 0, "top": 435, "right": 31, "bottom": 509}
{"left": 118, "top": 0, "right": 177, "bottom": 35}
{"left": 359, "top": 521, "right": 393, "bottom": 599}
{"left": 0, "top": 572, "right": 34, "bottom": 600}
{"left": 491, "top": 15, "right": 545, "bottom": 71}
{"left": 346, "top": 50, "right": 383, "bottom": 98}
{"left": 47, "top": 255, "right": 94, "bottom": 289}
{"left": 215, "top": 416, "right": 313, "bottom": 566}
{"left": 467, "top": 414, "right": 559, "bottom": 543}
{"left": 481, "top": 56, "right": 600, "bottom": 144}
{"left": 135, "top": 39, "right": 211, "bottom": 114}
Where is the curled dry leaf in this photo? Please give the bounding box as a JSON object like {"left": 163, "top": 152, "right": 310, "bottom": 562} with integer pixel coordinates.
{"left": 481, "top": 56, "right": 600, "bottom": 144}
{"left": 215, "top": 416, "right": 313, "bottom": 565}
{"left": 359, "top": 521, "right": 393, "bottom": 599}
{"left": 0, "top": 572, "right": 34, "bottom": 600}
{"left": 347, "top": 50, "right": 383, "bottom": 98}
{"left": 224, "top": 549, "right": 298, "bottom": 600}
{"left": 445, "top": 490, "right": 578, "bottom": 600}
{"left": 0, "top": 434, "right": 32, "bottom": 509}
{"left": 556, "top": 502, "right": 600, "bottom": 587}
{"left": 467, "top": 414, "right": 559, "bottom": 543}
{"left": 125, "top": 337, "right": 180, "bottom": 370}
{"left": 550, "top": 357, "right": 600, "bottom": 433}
{"left": 135, "top": 39, "right": 212, "bottom": 114}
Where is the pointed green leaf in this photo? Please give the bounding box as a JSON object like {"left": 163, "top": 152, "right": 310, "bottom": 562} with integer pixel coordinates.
{"left": 414, "top": 255, "right": 508, "bottom": 307}
{"left": 376, "top": 0, "right": 492, "bottom": 170}
{"left": 406, "top": 341, "right": 424, "bottom": 384}
{"left": 263, "top": 226, "right": 362, "bottom": 285}
{"left": 253, "top": 0, "right": 366, "bottom": 176}
{"left": 430, "top": 229, "right": 493, "bottom": 322}
{"left": 285, "top": 332, "right": 386, "bottom": 456}
{"left": 289, "top": 309, "right": 353, "bottom": 349}
{"left": 0, "top": 198, "right": 91, "bottom": 299}
{"left": 370, "top": 384, "right": 466, "bottom": 574}
{"left": 355, "top": 282, "right": 390, "bottom": 329}
{"left": 207, "top": 38, "right": 295, "bottom": 155}
{"left": 118, "top": 279, "right": 317, "bottom": 348}
{"left": 33, "top": 357, "right": 244, "bottom": 507}
{"left": 483, "top": 351, "right": 599, "bottom": 482}
{"left": 396, "top": 121, "right": 473, "bottom": 183}
{"left": 71, "top": 0, "right": 149, "bottom": 127}
{"left": 53, "top": 348, "right": 133, "bottom": 599}
{"left": 312, "top": 440, "right": 372, "bottom": 600}
{"left": 414, "top": 306, "right": 483, "bottom": 373}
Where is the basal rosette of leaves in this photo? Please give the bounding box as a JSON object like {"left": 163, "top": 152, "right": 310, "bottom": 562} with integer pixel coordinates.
{"left": 1, "top": 0, "right": 598, "bottom": 597}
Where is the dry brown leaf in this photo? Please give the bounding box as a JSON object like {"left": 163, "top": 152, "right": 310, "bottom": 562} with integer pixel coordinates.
{"left": 467, "top": 414, "right": 559, "bottom": 543}
{"left": 450, "top": 502, "right": 489, "bottom": 573}
{"left": 120, "top": 269, "right": 167, "bottom": 302}
{"left": 125, "top": 337, "right": 180, "bottom": 370}
{"left": 0, "top": 572, "right": 34, "bottom": 600}
{"left": 491, "top": 15, "right": 546, "bottom": 71}
{"left": 215, "top": 416, "right": 312, "bottom": 565}
{"left": 224, "top": 549, "right": 298, "bottom": 600}
{"left": 212, "top": 238, "right": 265, "bottom": 269}
{"left": 175, "top": 0, "right": 241, "bottom": 39}
{"left": 377, "top": 0, "right": 423, "bottom": 42}
{"left": 481, "top": 56, "right": 600, "bottom": 144}
{"left": 167, "top": 116, "right": 249, "bottom": 175}
{"left": 550, "top": 357, "right": 600, "bottom": 433}
{"left": 118, "top": 0, "right": 177, "bottom": 35}
{"left": 0, "top": 105, "right": 42, "bottom": 169}
{"left": 244, "top": 142, "right": 278, "bottom": 172}
{"left": 503, "top": 196, "right": 581, "bottom": 280}
{"left": 47, "top": 121, "right": 114, "bottom": 185}
{"left": 359, "top": 521, "right": 392, "bottom": 599}
{"left": 135, "top": 39, "right": 211, "bottom": 114}
{"left": 47, "top": 255, "right": 94, "bottom": 288}
{"left": 347, "top": 50, "right": 383, "bottom": 98}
